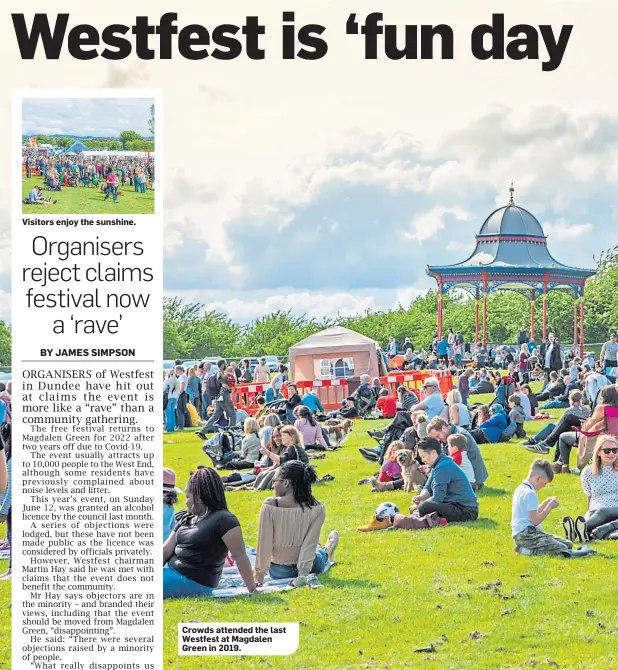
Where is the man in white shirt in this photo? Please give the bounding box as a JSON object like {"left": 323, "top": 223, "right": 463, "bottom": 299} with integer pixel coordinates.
{"left": 175, "top": 365, "right": 188, "bottom": 430}
{"left": 412, "top": 377, "right": 445, "bottom": 420}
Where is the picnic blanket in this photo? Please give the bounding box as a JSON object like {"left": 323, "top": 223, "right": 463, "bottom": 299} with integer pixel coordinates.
{"left": 211, "top": 546, "right": 334, "bottom": 598}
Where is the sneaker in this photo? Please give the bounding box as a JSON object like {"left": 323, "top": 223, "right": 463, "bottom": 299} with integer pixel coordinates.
{"left": 0, "top": 572, "right": 11, "bottom": 580}
{"left": 324, "top": 530, "right": 339, "bottom": 561}
{"left": 514, "top": 546, "right": 533, "bottom": 556}
{"left": 561, "top": 464, "right": 571, "bottom": 474}
{"left": 358, "top": 515, "right": 392, "bottom": 532}
{"left": 552, "top": 462, "right": 563, "bottom": 474}
{"left": 574, "top": 516, "right": 590, "bottom": 543}
{"left": 358, "top": 478, "right": 372, "bottom": 485}
{"left": 359, "top": 448, "right": 380, "bottom": 462}
{"left": 0, "top": 541, "right": 9, "bottom": 551}
{"left": 521, "top": 438, "right": 538, "bottom": 446}
{"left": 525, "top": 442, "right": 550, "bottom": 454}
{"left": 562, "top": 516, "right": 577, "bottom": 543}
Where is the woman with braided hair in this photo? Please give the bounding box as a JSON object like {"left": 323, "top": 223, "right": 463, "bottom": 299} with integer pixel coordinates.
{"left": 254, "top": 460, "right": 339, "bottom": 586}
{"left": 163, "top": 467, "right": 256, "bottom": 598}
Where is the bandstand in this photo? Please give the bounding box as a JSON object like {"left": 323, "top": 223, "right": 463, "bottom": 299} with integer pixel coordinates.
{"left": 427, "top": 185, "right": 596, "bottom": 356}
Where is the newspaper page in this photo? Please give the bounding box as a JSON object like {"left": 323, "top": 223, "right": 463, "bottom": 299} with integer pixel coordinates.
{"left": 2, "top": 3, "right": 618, "bottom": 670}
{"left": 12, "top": 90, "right": 162, "bottom": 670}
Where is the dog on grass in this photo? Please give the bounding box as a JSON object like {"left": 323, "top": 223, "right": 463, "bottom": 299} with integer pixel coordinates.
{"left": 396, "top": 449, "right": 427, "bottom": 493}
{"left": 323, "top": 418, "right": 353, "bottom": 448}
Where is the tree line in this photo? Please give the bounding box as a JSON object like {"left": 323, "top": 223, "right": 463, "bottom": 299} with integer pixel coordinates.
{"left": 26, "top": 130, "right": 154, "bottom": 152}
{"left": 162, "top": 247, "right": 618, "bottom": 360}
{"left": 3, "top": 248, "right": 616, "bottom": 367}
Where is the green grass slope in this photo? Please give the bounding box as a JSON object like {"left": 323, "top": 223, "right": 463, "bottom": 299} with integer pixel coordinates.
{"left": 164, "top": 399, "right": 618, "bottom": 669}
{"left": 22, "top": 177, "right": 155, "bottom": 215}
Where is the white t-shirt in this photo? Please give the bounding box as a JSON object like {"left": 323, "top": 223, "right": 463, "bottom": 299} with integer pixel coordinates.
{"left": 518, "top": 392, "right": 532, "bottom": 420}
{"left": 459, "top": 452, "right": 475, "bottom": 484}
{"left": 511, "top": 480, "right": 539, "bottom": 536}
{"left": 164, "top": 376, "right": 179, "bottom": 399}
{"left": 176, "top": 374, "right": 188, "bottom": 398}
{"left": 421, "top": 390, "right": 445, "bottom": 420}
{"left": 453, "top": 402, "right": 471, "bottom": 427}
{"left": 581, "top": 465, "right": 618, "bottom": 510}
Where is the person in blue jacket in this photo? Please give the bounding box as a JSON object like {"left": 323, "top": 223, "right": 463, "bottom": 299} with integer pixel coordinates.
{"left": 412, "top": 437, "right": 479, "bottom": 523}
{"left": 470, "top": 404, "right": 509, "bottom": 444}
{"left": 437, "top": 336, "right": 449, "bottom": 362}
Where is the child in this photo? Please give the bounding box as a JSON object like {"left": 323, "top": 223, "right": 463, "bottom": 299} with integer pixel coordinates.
{"left": 520, "top": 384, "right": 538, "bottom": 417}
{"left": 223, "top": 366, "right": 237, "bottom": 392}
{"left": 511, "top": 459, "right": 572, "bottom": 555}
{"left": 508, "top": 394, "right": 527, "bottom": 438}
{"left": 447, "top": 433, "right": 475, "bottom": 486}
{"left": 163, "top": 468, "right": 181, "bottom": 542}
{"left": 375, "top": 389, "right": 397, "bottom": 419}
{"left": 378, "top": 440, "right": 406, "bottom": 482}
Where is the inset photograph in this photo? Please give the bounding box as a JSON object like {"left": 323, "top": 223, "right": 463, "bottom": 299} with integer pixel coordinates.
{"left": 21, "top": 97, "right": 155, "bottom": 214}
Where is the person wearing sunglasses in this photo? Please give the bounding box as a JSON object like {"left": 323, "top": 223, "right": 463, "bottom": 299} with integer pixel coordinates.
{"left": 412, "top": 377, "right": 445, "bottom": 421}
{"left": 578, "top": 436, "right": 618, "bottom": 539}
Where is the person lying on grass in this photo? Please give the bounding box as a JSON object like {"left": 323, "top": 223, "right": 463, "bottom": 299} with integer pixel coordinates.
{"left": 563, "top": 436, "right": 618, "bottom": 541}
{"left": 254, "top": 460, "right": 338, "bottom": 586}
{"left": 163, "top": 467, "right": 256, "bottom": 598}
{"left": 511, "top": 459, "right": 573, "bottom": 556}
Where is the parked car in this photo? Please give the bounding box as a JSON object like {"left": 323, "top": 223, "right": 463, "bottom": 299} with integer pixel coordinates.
{"left": 0, "top": 373, "right": 11, "bottom": 382}
{"left": 263, "top": 355, "right": 280, "bottom": 373}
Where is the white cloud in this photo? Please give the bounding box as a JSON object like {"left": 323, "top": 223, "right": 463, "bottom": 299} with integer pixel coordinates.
{"left": 446, "top": 240, "right": 475, "bottom": 253}
{"left": 542, "top": 219, "right": 594, "bottom": 240}
{"left": 404, "top": 205, "right": 470, "bottom": 244}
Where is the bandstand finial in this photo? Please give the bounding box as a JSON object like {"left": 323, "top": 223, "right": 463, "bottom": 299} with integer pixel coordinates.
{"left": 508, "top": 180, "right": 515, "bottom": 206}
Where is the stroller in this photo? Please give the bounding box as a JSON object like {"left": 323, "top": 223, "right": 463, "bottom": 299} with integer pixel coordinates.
{"left": 201, "top": 426, "right": 244, "bottom": 469}
{"left": 370, "top": 411, "right": 414, "bottom": 464}
{"left": 355, "top": 389, "right": 377, "bottom": 418}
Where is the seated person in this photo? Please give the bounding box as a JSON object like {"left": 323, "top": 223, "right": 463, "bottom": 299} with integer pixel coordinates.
{"left": 520, "top": 384, "right": 538, "bottom": 417}
{"left": 327, "top": 397, "right": 359, "bottom": 420}
{"left": 446, "top": 433, "right": 475, "bottom": 486}
{"left": 259, "top": 425, "right": 308, "bottom": 466}
{"left": 254, "top": 461, "right": 339, "bottom": 585}
{"left": 579, "top": 436, "right": 618, "bottom": 537}
{"left": 511, "top": 459, "right": 571, "bottom": 556}
{"left": 522, "top": 389, "right": 591, "bottom": 456}
{"left": 300, "top": 390, "right": 325, "bottom": 415}
{"left": 508, "top": 394, "right": 527, "bottom": 439}
{"left": 470, "top": 404, "right": 508, "bottom": 444}
{"left": 294, "top": 406, "right": 328, "bottom": 450}
{"left": 411, "top": 437, "right": 479, "bottom": 523}
{"left": 375, "top": 389, "right": 397, "bottom": 419}
{"left": 412, "top": 377, "right": 445, "bottom": 420}
{"left": 469, "top": 375, "right": 495, "bottom": 395}
{"left": 397, "top": 385, "right": 418, "bottom": 411}
{"left": 27, "top": 185, "right": 55, "bottom": 206}
{"left": 226, "top": 417, "right": 262, "bottom": 470}
{"left": 352, "top": 375, "right": 376, "bottom": 414}
{"left": 536, "top": 371, "right": 566, "bottom": 402}
{"left": 163, "top": 468, "right": 256, "bottom": 598}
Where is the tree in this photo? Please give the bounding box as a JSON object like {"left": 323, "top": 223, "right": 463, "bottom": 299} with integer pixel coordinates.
{"left": 0, "top": 322, "right": 11, "bottom": 368}
{"left": 148, "top": 104, "right": 155, "bottom": 137}
{"left": 119, "top": 130, "right": 142, "bottom": 148}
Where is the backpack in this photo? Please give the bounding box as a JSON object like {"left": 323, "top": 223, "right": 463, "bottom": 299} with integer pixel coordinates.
{"left": 206, "top": 373, "right": 221, "bottom": 398}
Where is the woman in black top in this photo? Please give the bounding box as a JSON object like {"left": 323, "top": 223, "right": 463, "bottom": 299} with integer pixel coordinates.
{"left": 163, "top": 467, "right": 256, "bottom": 598}
{"left": 284, "top": 383, "right": 302, "bottom": 424}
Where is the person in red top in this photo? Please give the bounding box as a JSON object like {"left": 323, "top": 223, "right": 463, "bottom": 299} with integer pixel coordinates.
{"left": 104, "top": 170, "right": 119, "bottom": 203}
{"left": 375, "top": 389, "right": 397, "bottom": 418}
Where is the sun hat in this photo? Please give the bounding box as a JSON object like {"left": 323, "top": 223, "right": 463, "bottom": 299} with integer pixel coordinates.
{"left": 163, "top": 468, "right": 182, "bottom": 493}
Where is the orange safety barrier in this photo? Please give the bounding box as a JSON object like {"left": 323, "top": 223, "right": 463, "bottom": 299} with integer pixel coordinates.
{"left": 231, "top": 382, "right": 271, "bottom": 414}
{"left": 231, "top": 370, "right": 454, "bottom": 415}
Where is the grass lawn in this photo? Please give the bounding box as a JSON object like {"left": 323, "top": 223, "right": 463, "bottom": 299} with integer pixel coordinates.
{"left": 164, "top": 394, "right": 618, "bottom": 670}
{"left": 0, "top": 524, "right": 9, "bottom": 667}
{"left": 22, "top": 176, "right": 155, "bottom": 215}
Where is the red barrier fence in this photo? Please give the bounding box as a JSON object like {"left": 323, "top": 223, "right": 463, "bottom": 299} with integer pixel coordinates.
{"left": 232, "top": 370, "right": 454, "bottom": 415}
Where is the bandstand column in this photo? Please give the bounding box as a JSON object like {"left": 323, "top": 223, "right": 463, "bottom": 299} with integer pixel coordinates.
{"left": 437, "top": 278, "right": 443, "bottom": 339}
{"left": 580, "top": 292, "right": 585, "bottom": 359}
{"left": 475, "top": 288, "right": 480, "bottom": 343}
{"left": 530, "top": 290, "right": 536, "bottom": 342}
{"left": 482, "top": 275, "right": 488, "bottom": 346}
{"left": 542, "top": 277, "right": 548, "bottom": 341}
{"left": 573, "top": 298, "right": 578, "bottom": 353}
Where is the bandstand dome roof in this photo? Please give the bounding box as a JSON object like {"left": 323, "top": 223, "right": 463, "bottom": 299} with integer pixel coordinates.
{"left": 426, "top": 186, "right": 596, "bottom": 297}
{"left": 478, "top": 205, "right": 545, "bottom": 238}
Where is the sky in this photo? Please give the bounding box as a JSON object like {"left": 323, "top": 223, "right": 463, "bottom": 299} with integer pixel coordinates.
{"left": 22, "top": 97, "right": 153, "bottom": 137}
{"left": 2, "top": 0, "right": 618, "bottom": 325}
